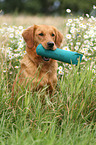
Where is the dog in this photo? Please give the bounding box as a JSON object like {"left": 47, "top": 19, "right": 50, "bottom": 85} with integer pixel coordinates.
{"left": 12, "top": 25, "right": 63, "bottom": 95}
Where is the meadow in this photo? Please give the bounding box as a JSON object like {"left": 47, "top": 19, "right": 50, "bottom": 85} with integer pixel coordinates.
{"left": 0, "top": 14, "right": 96, "bottom": 145}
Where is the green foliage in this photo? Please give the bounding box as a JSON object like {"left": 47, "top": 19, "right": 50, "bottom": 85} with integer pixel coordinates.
{"left": 24, "top": 0, "right": 42, "bottom": 14}
{"left": 0, "top": 60, "right": 96, "bottom": 144}
{"left": 0, "top": 0, "right": 24, "bottom": 13}
{"left": 0, "top": 0, "right": 96, "bottom": 15}
{"left": 59, "top": 0, "right": 95, "bottom": 14}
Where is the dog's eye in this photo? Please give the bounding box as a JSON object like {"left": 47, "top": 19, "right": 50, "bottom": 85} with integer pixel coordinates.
{"left": 39, "top": 33, "right": 44, "bottom": 36}
{"left": 52, "top": 33, "right": 55, "bottom": 37}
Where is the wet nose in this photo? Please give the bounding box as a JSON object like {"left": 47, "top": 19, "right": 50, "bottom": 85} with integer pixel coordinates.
{"left": 47, "top": 42, "right": 54, "bottom": 49}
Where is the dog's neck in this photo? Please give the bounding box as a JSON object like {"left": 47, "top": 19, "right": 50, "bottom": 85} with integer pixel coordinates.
{"left": 26, "top": 46, "right": 56, "bottom": 70}
{"left": 26, "top": 46, "right": 45, "bottom": 67}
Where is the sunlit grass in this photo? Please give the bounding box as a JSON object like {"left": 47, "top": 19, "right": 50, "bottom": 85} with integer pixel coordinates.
{"left": 0, "top": 59, "right": 96, "bottom": 144}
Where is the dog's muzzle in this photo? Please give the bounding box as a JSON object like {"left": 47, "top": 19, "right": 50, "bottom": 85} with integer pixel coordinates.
{"left": 47, "top": 42, "right": 54, "bottom": 50}
{"left": 42, "top": 42, "right": 54, "bottom": 61}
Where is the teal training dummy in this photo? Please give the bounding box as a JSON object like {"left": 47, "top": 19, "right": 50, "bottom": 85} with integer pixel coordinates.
{"left": 36, "top": 44, "right": 83, "bottom": 65}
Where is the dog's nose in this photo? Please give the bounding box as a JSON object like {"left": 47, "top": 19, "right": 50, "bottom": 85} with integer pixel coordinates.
{"left": 47, "top": 42, "right": 54, "bottom": 49}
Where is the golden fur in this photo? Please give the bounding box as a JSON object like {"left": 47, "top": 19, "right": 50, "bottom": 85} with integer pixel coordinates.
{"left": 12, "top": 25, "right": 63, "bottom": 94}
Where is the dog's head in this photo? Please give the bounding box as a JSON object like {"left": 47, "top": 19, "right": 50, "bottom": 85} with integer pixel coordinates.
{"left": 22, "top": 25, "right": 63, "bottom": 61}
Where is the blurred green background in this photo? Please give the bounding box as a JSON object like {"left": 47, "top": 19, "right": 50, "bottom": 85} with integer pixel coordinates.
{"left": 0, "top": 0, "right": 95, "bottom": 15}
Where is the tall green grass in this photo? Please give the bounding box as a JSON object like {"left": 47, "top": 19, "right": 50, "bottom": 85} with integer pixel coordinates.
{"left": 0, "top": 59, "right": 96, "bottom": 145}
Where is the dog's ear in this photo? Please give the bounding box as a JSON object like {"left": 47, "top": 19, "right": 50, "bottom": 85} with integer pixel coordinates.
{"left": 54, "top": 27, "right": 63, "bottom": 48}
{"left": 22, "top": 25, "right": 37, "bottom": 49}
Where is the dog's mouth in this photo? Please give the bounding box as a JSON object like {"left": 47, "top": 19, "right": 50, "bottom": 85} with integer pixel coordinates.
{"left": 42, "top": 56, "right": 50, "bottom": 61}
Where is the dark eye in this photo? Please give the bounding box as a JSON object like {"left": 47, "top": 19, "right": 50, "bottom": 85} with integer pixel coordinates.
{"left": 52, "top": 33, "right": 55, "bottom": 37}
{"left": 39, "top": 33, "right": 44, "bottom": 36}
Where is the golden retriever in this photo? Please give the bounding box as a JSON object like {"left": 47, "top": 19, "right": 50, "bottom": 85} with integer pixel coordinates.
{"left": 12, "top": 25, "right": 63, "bottom": 94}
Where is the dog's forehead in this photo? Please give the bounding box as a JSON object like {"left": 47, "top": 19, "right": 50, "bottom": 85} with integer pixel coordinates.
{"left": 36, "top": 25, "right": 54, "bottom": 32}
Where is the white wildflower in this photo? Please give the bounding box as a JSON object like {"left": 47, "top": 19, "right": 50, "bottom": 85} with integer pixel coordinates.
{"left": 58, "top": 70, "right": 64, "bottom": 75}
{"left": 74, "top": 46, "right": 79, "bottom": 51}
{"left": 13, "top": 26, "right": 17, "bottom": 29}
{"left": 76, "top": 42, "right": 81, "bottom": 46}
{"left": 79, "top": 17, "right": 83, "bottom": 21}
{"left": 8, "top": 47, "right": 13, "bottom": 51}
{"left": 70, "top": 42, "right": 73, "bottom": 46}
{"left": 93, "top": 5, "right": 96, "bottom": 9}
{"left": 72, "top": 23, "right": 75, "bottom": 27}
{"left": 14, "top": 49, "right": 19, "bottom": 52}
{"left": 70, "top": 29, "right": 75, "bottom": 34}
{"left": 7, "top": 27, "right": 14, "bottom": 33}
{"left": 84, "top": 40, "right": 90, "bottom": 44}
{"left": 93, "top": 47, "right": 96, "bottom": 50}
{"left": 58, "top": 66, "right": 63, "bottom": 71}
{"left": 63, "top": 46, "right": 70, "bottom": 51}
{"left": 82, "top": 25, "right": 87, "bottom": 29}
{"left": 66, "top": 9, "right": 71, "bottom": 13}
{"left": 19, "top": 26, "right": 23, "bottom": 30}
{"left": 8, "top": 54, "right": 14, "bottom": 60}
{"left": 68, "top": 65, "right": 72, "bottom": 70}
{"left": 19, "top": 38, "right": 24, "bottom": 43}
{"left": 15, "top": 66, "right": 19, "bottom": 69}
{"left": 3, "top": 70, "right": 6, "bottom": 73}
{"left": 66, "top": 23, "right": 70, "bottom": 27}
{"left": 9, "top": 71, "right": 13, "bottom": 74}
{"left": 14, "top": 54, "right": 19, "bottom": 57}
{"left": 9, "top": 33, "right": 14, "bottom": 38}
{"left": 73, "top": 18, "right": 79, "bottom": 22}
{"left": 92, "top": 69, "right": 95, "bottom": 74}
{"left": 23, "top": 51, "right": 26, "bottom": 55}
{"left": 68, "top": 19, "right": 72, "bottom": 23}
{"left": 90, "top": 42, "right": 94, "bottom": 46}
{"left": 91, "top": 16, "right": 95, "bottom": 21}
{"left": 79, "top": 23, "right": 84, "bottom": 28}
{"left": 86, "top": 14, "right": 89, "bottom": 18}
{"left": 15, "top": 30, "right": 20, "bottom": 36}
{"left": 84, "top": 35, "right": 89, "bottom": 39}
{"left": 66, "top": 34, "right": 71, "bottom": 39}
